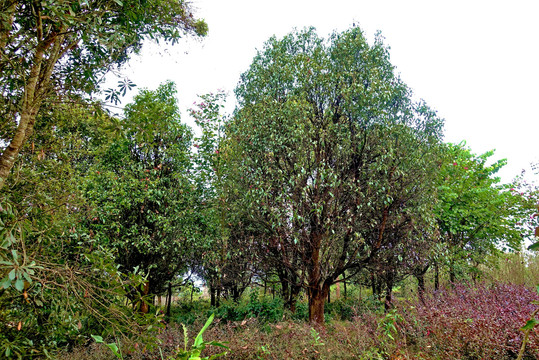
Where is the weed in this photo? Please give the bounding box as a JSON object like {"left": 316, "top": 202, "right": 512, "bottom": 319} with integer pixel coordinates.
{"left": 310, "top": 327, "right": 325, "bottom": 347}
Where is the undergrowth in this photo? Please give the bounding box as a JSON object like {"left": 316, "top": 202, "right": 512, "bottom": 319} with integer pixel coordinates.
{"left": 60, "top": 282, "right": 539, "bottom": 360}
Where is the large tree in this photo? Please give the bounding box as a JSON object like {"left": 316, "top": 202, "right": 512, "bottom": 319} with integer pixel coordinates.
{"left": 0, "top": 0, "right": 207, "bottom": 190}
{"left": 84, "top": 81, "right": 197, "bottom": 312}
{"left": 229, "top": 27, "right": 443, "bottom": 323}
{"left": 0, "top": 98, "right": 155, "bottom": 357}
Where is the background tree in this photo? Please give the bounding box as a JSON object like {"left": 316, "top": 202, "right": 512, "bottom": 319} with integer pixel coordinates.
{"left": 0, "top": 0, "right": 207, "bottom": 190}
{"left": 229, "top": 27, "right": 443, "bottom": 323}
{"left": 0, "top": 99, "right": 157, "bottom": 357}
{"left": 189, "top": 92, "right": 259, "bottom": 305}
{"left": 84, "top": 81, "right": 197, "bottom": 312}
{"left": 434, "top": 143, "right": 529, "bottom": 285}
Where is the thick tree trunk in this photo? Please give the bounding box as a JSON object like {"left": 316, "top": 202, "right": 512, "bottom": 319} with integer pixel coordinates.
{"left": 384, "top": 287, "right": 392, "bottom": 312}
{"left": 384, "top": 276, "right": 394, "bottom": 312}
{"left": 287, "top": 284, "right": 301, "bottom": 313}
{"left": 307, "top": 232, "right": 327, "bottom": 324}
{"left": 343, "top": 278, "right": 347, "bottom": 299}
{"left": 308, "top": 284, "right": 329, "bottom": 324}
{"left": 232, "top": 286, "right": 240, "bottom": 302}
{"left": 280, "top": 277, "right": 290, "bottom": 304}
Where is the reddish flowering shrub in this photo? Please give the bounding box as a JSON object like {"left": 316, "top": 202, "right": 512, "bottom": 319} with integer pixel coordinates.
{"left": 400, "top": 283, "right": 539, "bottom": 359}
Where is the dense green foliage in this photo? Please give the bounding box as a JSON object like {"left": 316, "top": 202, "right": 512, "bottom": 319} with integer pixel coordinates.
{"left": 84, "top": 82, "right": 199, "bottom": 308}
{"left": 229, "top": 26, "right": 444, "bottom": 322}
{"left": 0, "top": 0, "right": 207, "bottom": 189}
{"left": 1, "top": 16, "right": 538, "bottom": 358}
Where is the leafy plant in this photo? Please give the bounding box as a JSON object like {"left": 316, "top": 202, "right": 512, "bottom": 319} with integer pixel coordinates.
{"left": 91, "top": 335, "right": 124, "bottom": 359}
{"left": 215, "top": 295, "right": 284, "bottom": 323}
{"left": 167, "top": 314, "right": 228, "bottom": 360}
{"left": 91, "top": 314, "right": 228, "bottom": 360}
{"left": 310, "top": 327, "right": 325, "bottom": 347}
{"left": 377, "top": 309, "right": 403, "bottom": 341}
{"left": 401, "top": 283, "right": 539, "bottom": 358}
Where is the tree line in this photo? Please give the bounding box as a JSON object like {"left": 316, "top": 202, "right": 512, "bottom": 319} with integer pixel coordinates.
{"left": 0, "top": 3, "right": 537, "bottom": 357}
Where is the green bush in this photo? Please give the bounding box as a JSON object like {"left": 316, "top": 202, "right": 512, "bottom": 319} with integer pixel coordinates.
{"left": 214, "top": 293, "right": 284, "bottom": 323}
{"left": 170, "top": 300, "right": 212, "bottom": 325}
{"left": 325, "top": 298, "right": 357, "bottom": 321}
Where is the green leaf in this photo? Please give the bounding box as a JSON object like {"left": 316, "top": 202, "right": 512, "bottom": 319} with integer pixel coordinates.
{"left": 14, "top": 279, "right": 24, "bottom": 291}
{"left": 91, "top": 335, "right": 104, "bottom": 343}
{"left": 194, "top": 313, "right": 214, "bottom": 348}
{"left": 0, "top": 276, "right": 11, "bottom": 289}
{"left": 8, "top": 268, "right": 15, "bottom": 280}
{"left": 521, "top": 318, "right": 539, "bottom": 331}
{"left": 528, "top": 241, "right": 539, "bottom": 251}
{"left": 106, "top": 343, "right": 121, "bottom": 358}
{"left": 23, "top": 271, "right": 32, "bottom": 283}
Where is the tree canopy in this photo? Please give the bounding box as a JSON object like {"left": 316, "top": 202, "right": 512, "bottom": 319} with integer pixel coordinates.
{"left": 229, "top": 27, "right": 443, "bottom": 323}
{"left": 0, "top": 0, "right": 207, "bottom": 190}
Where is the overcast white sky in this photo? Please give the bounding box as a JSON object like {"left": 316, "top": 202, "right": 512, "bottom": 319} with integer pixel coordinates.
{"left": 111, "top": 0, "right": 539, "bottom": 184}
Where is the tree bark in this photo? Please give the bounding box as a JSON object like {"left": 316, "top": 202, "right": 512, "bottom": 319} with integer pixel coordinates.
{"left": 307, "top": 232, "right": 328, "bottom": 324}
{"left": 232, "top": 286, "right": 240, "bottom": 302}
{"left": 280, "top": 276, "right": 290, "bottom": 304}
{"left": 308, "top": 283, "right": 329, "bottom": 324}
{"left": 434, "top": 262, "right": 439, "bottom": 291}
{"left": 416, "top": 273, "right": 425, "bottom": 303}
{"left": 166, "top": 282, "right": 173, "bottom": 318}
{"left": 0, "top": 26, "right": 68, "bottom": 190}
{"left": 210, "top": 285, "right": 216, "bottom": 307}
{"left": 384, "top": 286, "right": 392, "bottom": 312}
{"left": 327, "top": 286, "right": 331, "bottom": 304}
{"left": 449, "top": 262, "right": 456, "bottom": 287}
{"left": 371, "top": 272, "right": 382, "bottom": 299}
{"left": 139, "top": 281, "right": 150, "bottom": 314}
{"left": 289, "top": 285, "right": 301, "bottom": 314}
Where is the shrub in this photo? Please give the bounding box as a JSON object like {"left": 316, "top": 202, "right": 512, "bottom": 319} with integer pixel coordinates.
{"left": 325, "top": 298, "right": 358, "bottom": 321}
{"left": 400, "top": 282, "right": 539, "bottom": 359}
{"left": 214, "top": 293, "right": 284, "bottom": 323}
{"left": 170, "top": 300, "right": 212, "bottom": 325}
